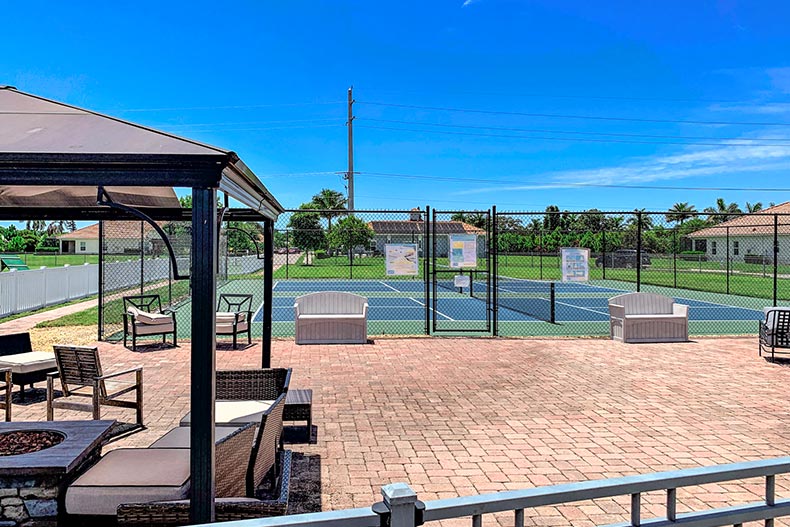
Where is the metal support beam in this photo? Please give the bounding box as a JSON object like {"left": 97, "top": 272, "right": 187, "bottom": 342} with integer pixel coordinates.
{"left": 189, "top": 187, "right": 218, "bottom": 524}
{"left": 262, "top": 218, "right": 275, "bottom": 368}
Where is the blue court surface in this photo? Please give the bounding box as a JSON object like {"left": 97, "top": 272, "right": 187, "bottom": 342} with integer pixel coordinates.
{"left": 255, "top": 279, "right": 765, "bottom": 324}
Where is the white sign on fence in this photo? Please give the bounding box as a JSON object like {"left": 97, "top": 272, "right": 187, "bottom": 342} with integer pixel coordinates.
{"left": 560, "top": 247, "right": 590, "bottom": 282}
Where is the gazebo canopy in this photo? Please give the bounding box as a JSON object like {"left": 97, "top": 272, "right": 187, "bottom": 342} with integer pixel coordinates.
{"left": 0, "top": 85, "right": 282, "bottom": 218}
{"left": 0, "top": 85, "right": 282, "bottom": 523}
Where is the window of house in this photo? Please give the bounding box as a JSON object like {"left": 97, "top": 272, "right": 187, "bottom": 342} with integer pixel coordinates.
{"left": 711, "top": 241, "right": 717, "bottom": 255}
{"left": 733, "top": 241, "right": 739, "bottom": 255}
{"left": 79, "top": 242, "right": 86, "bottom": 252}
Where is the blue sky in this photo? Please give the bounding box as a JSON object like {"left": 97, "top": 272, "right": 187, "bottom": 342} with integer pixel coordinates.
{"left": 3, "top": 0, "right": 790, "bottom": 218}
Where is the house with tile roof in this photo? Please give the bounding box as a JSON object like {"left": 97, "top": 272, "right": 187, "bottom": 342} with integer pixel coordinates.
{"left": 58, "top": 221, "right": 161, "bottom": 254}
{"left": 687, "top": 202, "right": 790, "bottom": 264}
{"left": 367, "top": 209, "right": 487, "bottom": 257}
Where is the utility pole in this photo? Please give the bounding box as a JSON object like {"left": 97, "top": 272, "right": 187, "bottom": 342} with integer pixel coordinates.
{"left": 346, "top": 86, "right": 355, "bottom": 211}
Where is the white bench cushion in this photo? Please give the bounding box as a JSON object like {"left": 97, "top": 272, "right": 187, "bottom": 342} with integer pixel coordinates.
{"left": 297, "top": 314, "right": 366, "bottom": 319}
{"left": 216, "top": 312, "right": 248, "bottom": 322}
{"left": 65, "top": 448, "right": 190, "bottom": 515}
{"left": 180, "top": 400, "right": 275, "bottom": 426}
{"left": 149, "top": 425, "right": 243, "bottom": 448}
{"left": 135, "top": 311, "right": 173, "bottom": 325}
{"left": 0, "top": 351, "right": 56, "bottom": 375}
{"left": 134, "top": 321, "right": 175, "bottom": 335}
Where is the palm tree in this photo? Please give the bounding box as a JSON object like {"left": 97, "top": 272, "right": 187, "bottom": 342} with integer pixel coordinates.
{"left": 627, "top": 209, "right": 654, "bottom": 230}
{"left": 46, "top": 220, "right": 76, "bottom": 236}
{"left": 25, "top": 220, "right": 46, "bottom": 232}
{"left": 703, "top": 198, "right": 742, "bottom": 224}
{"left": 665, "top": 202, "right": 697, "bottom": 225}
{"left": 311, "top": 189, "right": 347, "bottom": 235}
{"left": 745, "top": 202, "right": 763, "bottom": 214}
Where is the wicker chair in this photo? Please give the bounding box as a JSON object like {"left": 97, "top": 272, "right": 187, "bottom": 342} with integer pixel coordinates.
{"left": 116, "top": 398, "right": 290, "bottom": 526}
{"left": 123, "top": 295, "right": 177, "bottom": 351}
{"left": 47, "top": 345, "right": 143, "bottom": 426}
{"left": 67, "top": 424, "right": 256, "bottom": 521}
{"left": 216, "top": 293, "right": 254, "bottom": 349}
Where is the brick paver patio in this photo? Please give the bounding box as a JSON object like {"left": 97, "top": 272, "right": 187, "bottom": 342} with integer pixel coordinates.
{"left": 11, "top": 335, "right": 790, "bottom": 526}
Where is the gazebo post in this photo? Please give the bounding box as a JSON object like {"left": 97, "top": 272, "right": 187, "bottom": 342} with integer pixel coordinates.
{"left": 262, "top": 218, "right": 274, "bottom": 368}
{"left": 190, "top": 187, "right": 218, "bottom": 523}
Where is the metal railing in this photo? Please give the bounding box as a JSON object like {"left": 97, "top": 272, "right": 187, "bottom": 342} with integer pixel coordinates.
{"left": 195, "top": 456, "right": 790, "bottom": 527}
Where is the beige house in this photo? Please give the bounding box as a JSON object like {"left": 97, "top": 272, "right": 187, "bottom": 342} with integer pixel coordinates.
{"left": 688, "top": 202, "right": 790, "bottom": 264}
{"left": 368, "top": 210, "right": 486, "bottom": 257}
{"left": 58, "top": 222, "right": 161, "bottom": 255}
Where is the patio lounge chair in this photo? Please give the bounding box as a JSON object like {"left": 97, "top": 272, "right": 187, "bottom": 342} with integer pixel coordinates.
{"left": 179, "top": 368, "right": 291, "bottom": 427}
{"left": 216, "top": 293, "right": 253, "bottom": 349}
{"left": 114, "top": 396, "right": 290, "bottom": 525}
{"left": 123, "top": 294, "right": 177, "bottom": 351}
{"left": 759, "top": 307, "right": 790, "bottom": 360}
{"left": 65, "top": 423, "right": 256, "bottom": 518}
{"left": 47, "top": 345, "right": 144, "bottom": 426}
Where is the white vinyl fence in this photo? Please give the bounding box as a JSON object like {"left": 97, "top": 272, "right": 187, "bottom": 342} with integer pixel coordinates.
{"left": 0, "top": 264, "right": 99, "bottom": 317}
{"left": 0, "top": 255, "right": 267, "bottom": 318}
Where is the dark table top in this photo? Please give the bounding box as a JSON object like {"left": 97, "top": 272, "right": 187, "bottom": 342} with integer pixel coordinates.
{"left": 0, "top": 420, "right": 115, "bottom": 476}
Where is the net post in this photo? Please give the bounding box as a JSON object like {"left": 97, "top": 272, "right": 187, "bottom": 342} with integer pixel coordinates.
{"left": 550, "top": 282, "right": 556, "bottom": 323}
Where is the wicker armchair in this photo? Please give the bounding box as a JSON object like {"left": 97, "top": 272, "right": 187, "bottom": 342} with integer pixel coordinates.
{"left": 47, "top": 345, "right": 143, "bottom": 426}
{"left": 759, "top": 307, "right": 790, "bottom": 360}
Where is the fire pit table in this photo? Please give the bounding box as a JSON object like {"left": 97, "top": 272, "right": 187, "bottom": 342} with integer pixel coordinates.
{"left": 0, "top": 420, "right": 114, "bottom": 526}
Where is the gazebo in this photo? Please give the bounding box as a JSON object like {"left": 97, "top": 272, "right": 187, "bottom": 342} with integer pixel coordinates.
{"left": 0, "top": 85, "right": 283, "bottom": 523}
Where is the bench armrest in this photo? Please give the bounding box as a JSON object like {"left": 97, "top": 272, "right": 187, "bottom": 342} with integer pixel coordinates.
{"left": 362, "top": 303, "right": 369, "bottom": 317}
{"left": 673, "top": 304, "right": 689, "bottom": 317}
{"left": 609, "top": 304, "right": 625, "bottom": 320}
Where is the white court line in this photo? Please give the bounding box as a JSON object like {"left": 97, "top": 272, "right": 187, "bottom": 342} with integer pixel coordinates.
{"left": 378, "top": 281, "right": 401, "bottom": 293}
{"left": 555, "top": 300, "right": 610, "bottom": 316}
{"left": 408, "top": 296, "right": 454, "bottom": 321}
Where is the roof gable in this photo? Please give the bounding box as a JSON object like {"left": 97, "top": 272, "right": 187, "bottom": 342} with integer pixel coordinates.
{"left": 688, "top": 202, "right": 790, "bottom": 238}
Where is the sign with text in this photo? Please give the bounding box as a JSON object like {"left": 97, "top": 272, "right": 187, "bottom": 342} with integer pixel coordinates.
{"left": 561, "top": 247, "right": 590, "bottom": 282}
{"left": 449, "top": 234, "right": 478, "bottom": 268}
{"left": 385, "top": 244, "right": 419, "bottom": 276}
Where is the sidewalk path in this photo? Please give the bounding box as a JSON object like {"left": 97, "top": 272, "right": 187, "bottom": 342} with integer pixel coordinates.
{"left": 0, "top": 298, "right": 98, "bottom": 334}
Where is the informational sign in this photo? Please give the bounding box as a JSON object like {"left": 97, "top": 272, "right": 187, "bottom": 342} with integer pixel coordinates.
{"left": 561, "top": 247, "right": 590, "bottom": 282}
{"left": 454, "top": 274, "right": 471, "bottom": 288}
{"left": 449, "top": 234, "right": 478, "bottom": 268}
{"left": 385, "top": 244, "right": 419, "bottom": 276}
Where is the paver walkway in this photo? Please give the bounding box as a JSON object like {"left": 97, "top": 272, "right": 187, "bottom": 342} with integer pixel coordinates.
{"left": 0, "top": 298, "right": 97, "bottom": 333}
{"left": 10, "top": 336, "right": 790, "bottom": 526}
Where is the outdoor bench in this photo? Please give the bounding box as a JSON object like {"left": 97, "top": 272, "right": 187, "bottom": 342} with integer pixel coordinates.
{"left": 294, "top": 291, "right": 368, "bottom": 344}
{"left": 608, "top": 292, "right": 689, "bottom": 343}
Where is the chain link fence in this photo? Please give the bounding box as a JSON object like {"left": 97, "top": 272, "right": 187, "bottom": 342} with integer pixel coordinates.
{"left": 95, "top": 209, "right": 790, "bottom": 342}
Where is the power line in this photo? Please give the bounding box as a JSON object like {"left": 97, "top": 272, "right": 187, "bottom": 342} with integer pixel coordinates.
{"left": 357, "top": 118, "right": 790, "bottom": 143}
{"left": 163, "top": 117, "right": 344, "bottom": 128}
{"left": 112, "top": 101, "right": 346, "bottom": 113}
{"left": 160, "top": 123, "right": 343, "bottom": 134}
{"left": 357, "top": 171, "right": 790, "bottom": 192}
{"left": 357, "top": 101, "right": 790, "bottom": 127}
{"left": 356, "top": 124, "right": 790, "bottom": 147}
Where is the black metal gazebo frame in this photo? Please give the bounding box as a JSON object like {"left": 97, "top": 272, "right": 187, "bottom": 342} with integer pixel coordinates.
{"left": 0, "top": 86, "right": 283, "bottom": 523}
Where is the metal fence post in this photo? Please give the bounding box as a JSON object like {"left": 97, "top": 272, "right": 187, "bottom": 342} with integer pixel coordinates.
{"left": 636, "top": 211, "right": 642, "bottom": 292}
{"left": 424, "top": 206, "right": 430, "bottom": 335}
{"left": 672, "top": 227, "right": 677, "bottom": 289}
{"left": 774, "top": 214, "right": 779, "bottom": 306}
{"left": 602, "top": 229, "right": 607, "bottom": 280}
{"left": 383, "top": 483, "right": 418, "bottom": 527}
{"left": 726, "top": 226, "right": 730, "bottom": 295}
{"left": 98, "top": 220, "right": 104, "bottom": 341}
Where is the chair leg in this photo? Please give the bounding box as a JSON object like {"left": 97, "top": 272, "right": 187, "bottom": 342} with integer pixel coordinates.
{"left": 4, "top": 371, "right": 11, "bottom": 422}
{"left": 46, "top": 376, "right": 54, "bottom": 421}
{"left": 136, "top": 369, "right": 144, "bottom": 426}
{"left": 92, "top": 381, "right": 101, "bottom": 420}
{"left": 233, "top": 332, "right": 238, "bottom": 350}
{"left": 247, "top": 329, "right": 251, "bottom": 345}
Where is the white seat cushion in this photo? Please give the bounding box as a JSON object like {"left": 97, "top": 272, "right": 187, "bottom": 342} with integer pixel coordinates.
{"left": 65, "top": 448, "right": 191, "bottom": 515}
{"left": 180, "top": 400, "right": 275, "bottom": 426}
{"left": 216, "top": 312, "right": 248, "bottom": 323}
{"left": 149, "top": 425, "right": 243, "bottom": 448}
{"left": 0, "top": 352, "right": 57, "bottom": 375}
{"left": 135, "top": 311, "right": 173, "bottom": 325}
{"left": 134, "top": 322, "right": 175, "bottom": 335}
{"left": 216, "top": 321, "right": 249, "bottom": 332}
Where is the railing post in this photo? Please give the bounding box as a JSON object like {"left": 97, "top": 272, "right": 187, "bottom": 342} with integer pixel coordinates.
{"left": 631, "top": 492, "right": 641, "bottom": 527}
{"left": 383, "top": 483, "right": 418, "bottom": 527}
{"left": 766, "top": 474, "right": 775, "bottom": 527}
{"left": 667, "top": 488, "right": 676, "bottom": 521}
